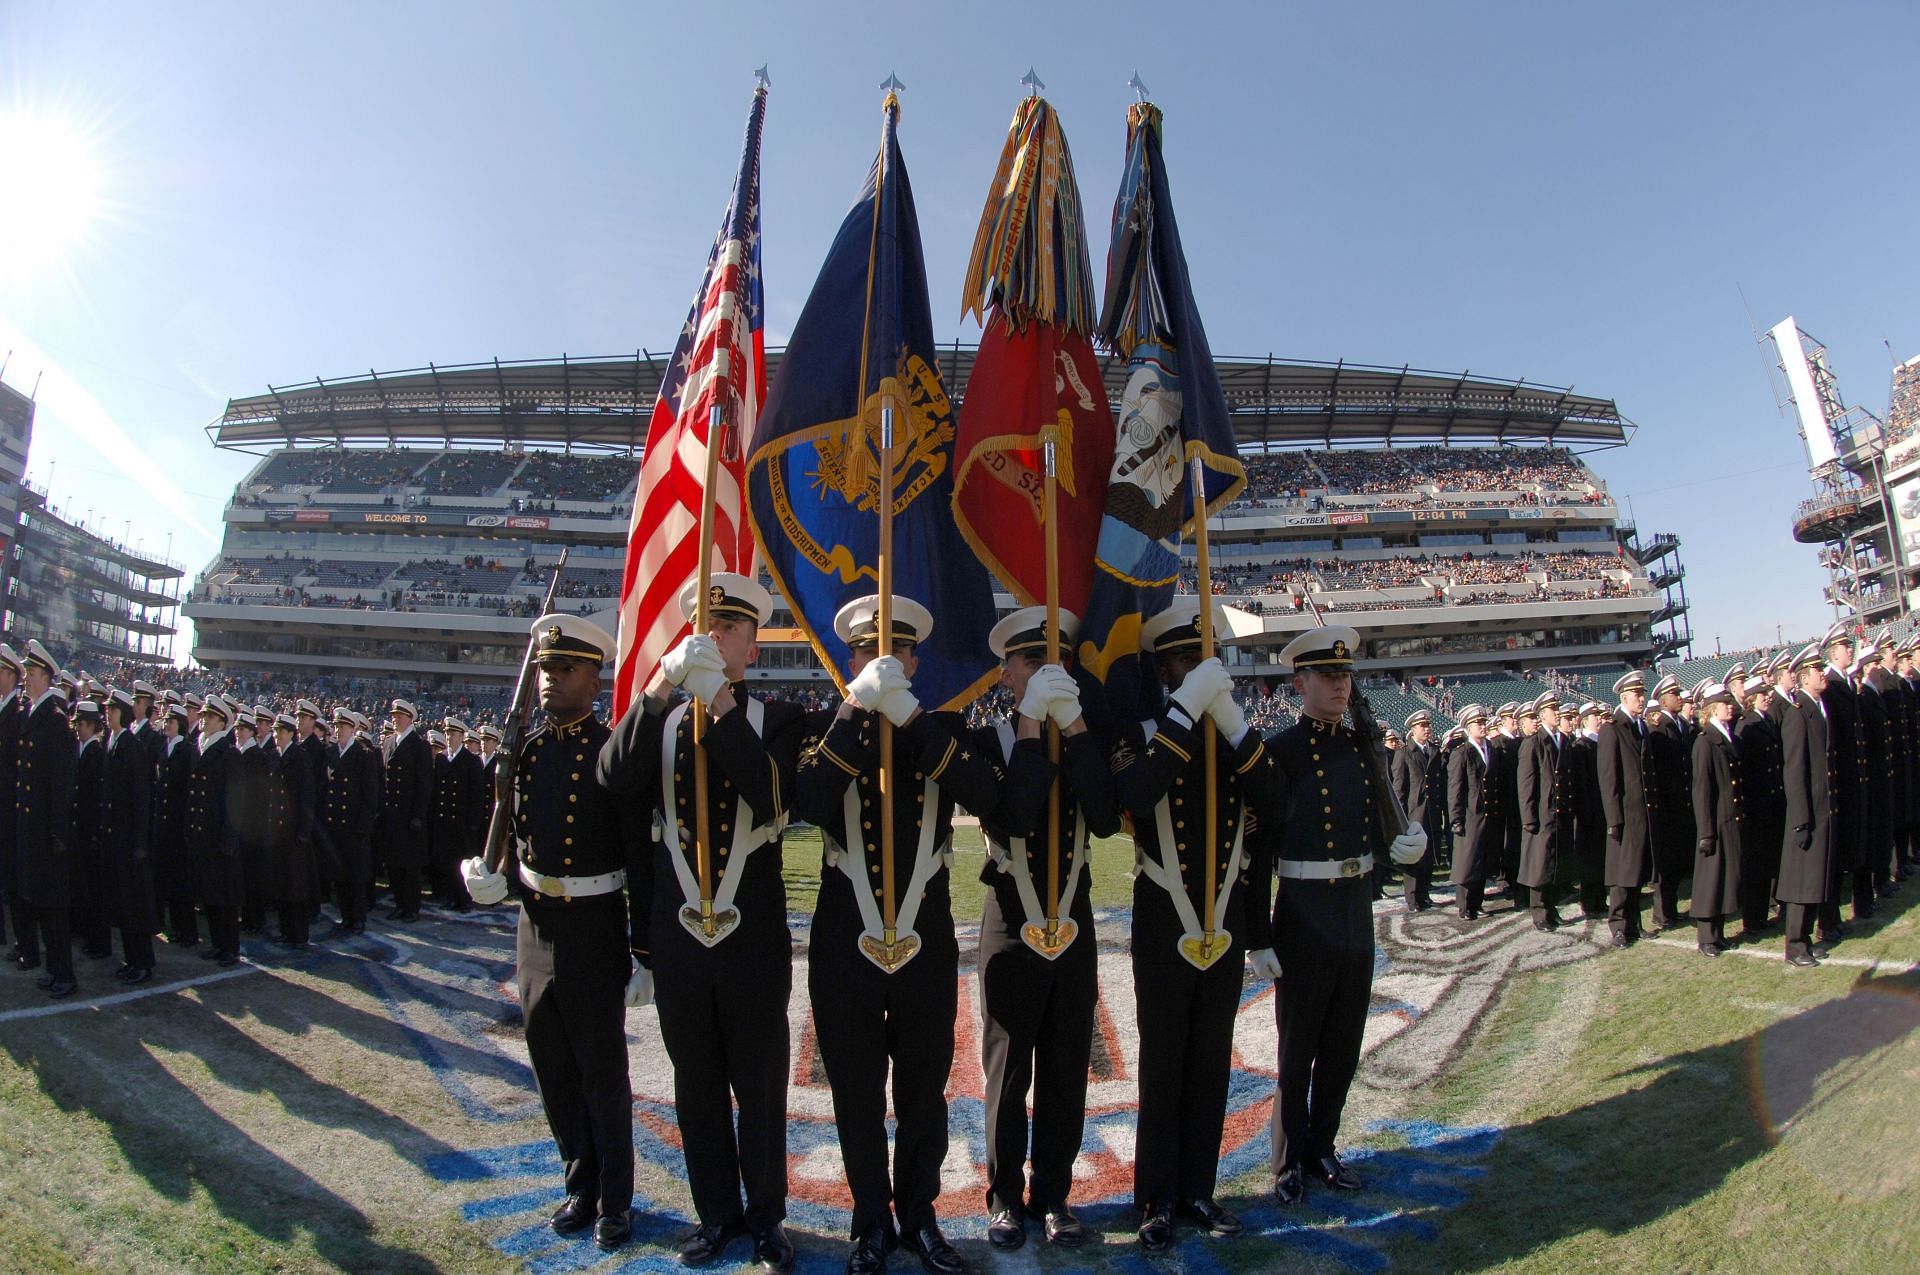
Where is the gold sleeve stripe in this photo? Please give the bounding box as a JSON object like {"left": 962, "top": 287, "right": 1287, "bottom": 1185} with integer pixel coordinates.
{"left": 1236, "top": 740, "right": 1266, "bottom": 775}
{"left": 926, "top": 737, "right": 958, "bottom": 782}
{"left": 767, "top": 756, "right": 785, "bottom": 816}
{"left": 817, "top": 741, "right": 861, "bottom": 777}
{"left": 1155, "top": 734, "right": 1191, "bottom": 764}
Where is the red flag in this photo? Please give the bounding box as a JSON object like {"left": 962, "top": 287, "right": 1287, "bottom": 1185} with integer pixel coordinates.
{"left": 951, "top": 95, "right": 1111, "bottom": 614}
{"left": 612, "top": 87, "right": 767, "bottom": 716}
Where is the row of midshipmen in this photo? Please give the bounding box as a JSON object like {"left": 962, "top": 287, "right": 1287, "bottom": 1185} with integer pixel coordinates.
{"left": 1377, "top": 621, "right": 1909, "bottom": 965}
{"left": 451, "top": 578, "right": 1424, "bottom": 1265}
{"left": 0, "top": 643, "right": 503, "bottom": 997}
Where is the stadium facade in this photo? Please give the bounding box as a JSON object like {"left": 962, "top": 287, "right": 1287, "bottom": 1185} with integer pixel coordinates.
{"left": 187, "top": 349, "right": 1688, "bottom": 713}
{"left": 0, "top": 376, "right": 183, "bottom": 665}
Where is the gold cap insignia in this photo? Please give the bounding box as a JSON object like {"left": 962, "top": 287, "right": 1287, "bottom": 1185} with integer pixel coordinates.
{"left": 1332, "top": 639, "right": 1349, "bottom": 659}
{"left": 710, "top": 584, "right": 727, "bottom": 608}
{"left": 545, "top": 625, "right": 562, "bottom": 645}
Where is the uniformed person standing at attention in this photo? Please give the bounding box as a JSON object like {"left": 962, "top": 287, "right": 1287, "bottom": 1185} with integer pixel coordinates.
{"left": 1569, "top": 702, "right": 1610, "bottom": 919}
{"left": 187, "top": 695, "right": 244, "bottom": 967}
{"left": 1446, "top": 704, "right": 1498, "bottom": 920}
{"left": 102, "top": 689, "right": 156, "bottom": 984}
{"left": 1490, "top": 703, "right": 1523, "bottom": 903}
{"left": 380, "top": 699, "right": 435, "bottom": 923}
{"left": 1113, "top": 601, "right": 1280, "bottom": 1252}
{"left": 790, "top": 593, "right": 1005, "bottom": 1275}
{"left": 1267, "top": 626, "right": 1427, "bottom": 1207}
{"left": 1389, "top": 709, "right": 1441, "bottom": 913}
{"left": 974, "top": 606, "right": 1118, "bottom": 1253}
{"left": 461, "top": 614, "right": 648, "bottom": 1252}
{"left": 15, "top": 642, "right": 78, "bottom": 995}
{"left": 1596, "top": 671, "right": 1654, "bottom": 947}
{"left": 596, "top": 573, "right": 804, "bottom": 1273}
{"left": 1777, "top": 646, "right": 1835, "bottom": 967}
{"left": 1515, "top": 691, "right": 1573, "bottom": 931}
{"left": 1818, "top": 623, "right": 1865, "bottom": 944}
{"left": 1645, "top": 674, "right": 1694, "bottom": 932}
{"left": 1735, "top": 676, "right": 1785, "bottom": 935}
{"left": 321, "top": 708, "right": 378, "bottom": 937}
{"left": 70, "top": 698, "right": 112, "bottom": 961}
{"left": 1853, "top": 640, "right": 1898, "bottom": 913}
{"left": 1689, "top": 682, "right": 1744, "bottom": 956}
{"left": 0, "top": 644, "right": 27, "bottom": 961}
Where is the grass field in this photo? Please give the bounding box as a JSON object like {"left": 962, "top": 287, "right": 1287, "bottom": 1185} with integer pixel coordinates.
{"left": 0, "top": 832, "right": 1914, "bottom": 1274}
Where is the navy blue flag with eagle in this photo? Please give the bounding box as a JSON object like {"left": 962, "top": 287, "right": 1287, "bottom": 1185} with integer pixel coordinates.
{"left": 746, "top": 94, "right": 999, "bottom": 710}
{"left": 1080, "top": 101, "right": 1247, "bottom": 726}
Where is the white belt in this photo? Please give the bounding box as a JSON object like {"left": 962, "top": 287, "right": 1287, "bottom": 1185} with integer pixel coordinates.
{"left": 1277, "top": 854, "right": 1374, "bottom": 881}
{"left": 518, "top": 861, "right": 626, "bottom": 899}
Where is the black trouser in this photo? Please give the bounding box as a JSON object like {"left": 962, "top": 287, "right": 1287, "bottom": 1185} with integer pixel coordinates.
{"left": 654, "top": 927, "right": 792, "bottom": 1231}
{"left": 517, "top": 894, "right": 634, "bottom": 1218}
{"left": 1696, "top": 917, "right": 1727, "bottom": 950}
{"left": 1783, "top": 902, "right": 1816, "bottom": 961}
{"left": 278, "top": 901, "right": 311, "bottom": 945}
{"left": 389, "top": 865, "right": 422, "bottom": 916}
{"left": 1577, "top": 878, "right": 1608, "bottom": 917}
{"left": 809, "top": 893, "right": 958, "bottom": 1238}
{"left": 205, "top": 907, "right": 240, "bottom": 957}
{"left": 1270, "top": 877, "right": 1373, "bottom": 1172}
{"left": 36, "top": 906, "right": 74, "bottom": 984}
{"left": 336, "top": 880, "right": 367, "bottom": 930}
{"left": 978, "top": 886, "right": 1096, "bottom": 1217}
{"left": 1456, "top": 879, "right": 1486, "bottom": 918}
{"left": 1131, "top": 882, "right": 1242, "bottom": 1213}
{"left": 1529, "top": 883, "right": 1562, "bottom": 927}
{"left": 165, "top": 898, "right": 199, "bottom": 944}
{"left": 1399, "top": 847, "right": 1433, "bottom": 911}
{"left": 119, "top": 923, "right": 155, "bottom": 973}
{"left": 1819, "top": 857, "right": 1853, "bottom": 938}
{"left": 8, "top": 899, "right": 35, "bottom": 957}
{"left": 1607, "top": 885, "right": 1643, "bottom": 940}
{"left": 1649, "top": 870, "right": 1683, "bottom": 929}
{"left": 72, "top": 886, "right": 112, "bottom": 956}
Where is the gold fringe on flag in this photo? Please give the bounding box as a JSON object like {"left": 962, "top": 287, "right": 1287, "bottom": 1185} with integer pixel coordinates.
{"left": 960, "top": 95, "right": 1095, "bottom": 334}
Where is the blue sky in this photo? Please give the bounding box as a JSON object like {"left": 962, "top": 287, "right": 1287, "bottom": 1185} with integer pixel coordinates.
{"left": 3, "top": 0, "right": 1916, "bottom": 657}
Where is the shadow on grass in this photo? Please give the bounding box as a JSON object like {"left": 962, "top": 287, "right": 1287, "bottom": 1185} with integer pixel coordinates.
{"left": 1422, "top": 964, "right": 1920, "bottom": 1272}
{"left": 0, "top": 969, "right": 478, "bottom": 1272}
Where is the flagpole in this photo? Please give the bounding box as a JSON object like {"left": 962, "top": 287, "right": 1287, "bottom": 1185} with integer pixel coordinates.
{"left": 1043, "top": 432, "right": 1063, "bottom": 944}
{"left": 691, "top": 399, "right": 725, "bottom": 938}
{"left": 1192, "top": 456, "right": 1220, "bottom": 958}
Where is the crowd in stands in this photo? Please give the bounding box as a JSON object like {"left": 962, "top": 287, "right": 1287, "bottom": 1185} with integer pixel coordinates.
{"left": 1175, "top": 549, "right": 1636, "bottom": 600}
{"left": 511, "top": 453, "right": 637, "bottom": 501}
{"left": 1309, "top": 445, "right": 1593, "bottom": 494}
{"left": 244, "top": 448, "right": 637, "bottom": 508}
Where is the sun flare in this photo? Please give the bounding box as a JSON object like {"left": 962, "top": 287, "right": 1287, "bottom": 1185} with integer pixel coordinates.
{"left": 0, "top": 110, "right": 106, "bottom": 283}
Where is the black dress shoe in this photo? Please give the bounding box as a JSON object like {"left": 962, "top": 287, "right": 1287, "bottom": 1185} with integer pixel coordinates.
{"left": 1041, "top": 1207, "right": 1085, "bottom": 1247}
{"left": 1698, "top": 944, "right": 1721, "bottom": 958}
{"left": 124, "top": 968, "right": 152, "bottom": 985}
{"left": 1137, "top": 1208, "right": 1174, "bottom": 1253}
{"left": 986, "top": 1208, "right": 1025, "bottom": 1251}
{"left": 899, "top": 1222, "right": 965, "bottom": 1275}
{"left": 594, "top": 1209, "right": 633, "bottom": 1250}
{"left": 1609, "top": 934, "right": 1630, "bottom": 949}
{"left": 1314, "top": 1154, "right": 1363, "bottom": 1191}
{"left": 1787, "top": 953, "right": 1822, "bottom": 968}
{"left": 678, "top": 1217, "right": 746, "bottom": 1266}
{"left": 752, "top": 1222, "right": 796, "bottom": 1273}
{"left": 217, "top": 952, "right": 239, "bottom": 968}
{"left": 199, "top": 947, "right": 224, "bottom": 961}
{"left": 1273, "top": 1164, "right": 1307, "bottom": 1205}
{"left": 47, "top": 980, "right": 76, "bottom": 999}
{"left": 1176, "top": 1197, "right": 1243, "bottom": 1237}
{"left": 35, "top": 973, "right": 57, "bottom": 989}
{"left": 845, "top": 1225, "right": 895, "bottom": 1275}
{"left": 15, "top": 954, "right": 40, "bottom": 971}
{"left": 549, "top": 1195, "right": 595, "bottom": 1235}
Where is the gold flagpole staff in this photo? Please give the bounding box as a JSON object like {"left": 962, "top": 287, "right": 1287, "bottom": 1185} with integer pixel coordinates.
{"left": 877, "top": 401, "right": 901, "bottom": 960}
{"left": 1192, "top": 455, "right": 1223, "bottom": 965}
{"left": 1041, "top": 430, "right": 1065, "bottom": 949}
{"left": 687, "top": 397, "right": 729, "bottom": 939}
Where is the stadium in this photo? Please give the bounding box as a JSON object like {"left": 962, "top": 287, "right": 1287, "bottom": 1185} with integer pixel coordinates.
{"left": 184, "top": 347, "right": 1693, "bottom": 728}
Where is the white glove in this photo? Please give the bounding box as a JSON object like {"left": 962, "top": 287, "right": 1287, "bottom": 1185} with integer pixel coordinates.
{"left": 624, "top": 965, "right": 654, "bottom": 1008}
{"left": 461, "top": 855, "right": 509, "bottom": 906}
{"left": 1170, "top": 657, "right": 1233, "bottom": 724}
{"left": 1207, "top": 686, "right": 1247, "bottom": 739}
{"left": 1046, "top": 668, "right": 1084, "bottom": 731}
{"left": 1018, "top": 670, "right": 1056, "bottom": 722}
{"left": 1389, "top": 824, "right": 1428, "bottom": 866}
{"left": 847, "top": 655, "right": 904, "bottom": 712}
{"left": 1247, "top": 947, "right": 1283, "bottom": 981}
{"left": 662, "top": 634, "right": 723, "bottom": 688}
{"left": 879, "top": 682, "right": 921, "bottom": 727}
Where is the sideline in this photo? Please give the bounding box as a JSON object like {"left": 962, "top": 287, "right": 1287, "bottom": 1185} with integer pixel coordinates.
{"left": 0, "top": 962, "right": 262, "bottom": 1024}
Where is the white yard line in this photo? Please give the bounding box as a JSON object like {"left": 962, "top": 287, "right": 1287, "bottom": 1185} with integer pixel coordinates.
{"left": 1630, "top": 933, "right": 1917, "bottom": 972}
{"left": 0, "top": 962, "right": 263, "bottom": 1024}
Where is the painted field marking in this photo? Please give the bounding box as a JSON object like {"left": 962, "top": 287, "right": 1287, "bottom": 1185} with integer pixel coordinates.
{"left": 0, "top": 962, "right": 261, "bottom": 1023}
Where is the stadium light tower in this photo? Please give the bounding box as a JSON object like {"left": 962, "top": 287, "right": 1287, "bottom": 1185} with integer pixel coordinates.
{"left": 1769, "top": 316, "right": 1908, "bottom": 624}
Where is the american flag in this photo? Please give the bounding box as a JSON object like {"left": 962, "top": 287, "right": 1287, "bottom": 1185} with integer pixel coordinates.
{"left": 612, "top": 87, "right": 768, "bottom": 716}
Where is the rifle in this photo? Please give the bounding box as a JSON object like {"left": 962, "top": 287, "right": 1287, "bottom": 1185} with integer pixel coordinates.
{"left": 482, "top": 548, "right": 572, "bottom": 873}
{"left": 1298, "top": 590, "right": 1408, "bottom": 846}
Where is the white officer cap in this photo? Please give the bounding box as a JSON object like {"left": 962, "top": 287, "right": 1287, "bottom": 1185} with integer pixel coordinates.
{"left": 679, "top": 571, "right": 776, "bottom": 627}
{"left": 833, "top": 594, "right": 934, "bottom": 649}
{"left": 531, "top": 613, "right": 617, "bottom": 666}
{"left": 201, "top": 694, "right": 232, "bottom": 723}
{"left": 988, "top": 605, "right": 1081, "bottom": 659}
{"left": 390, "top": 699, "right": 418, "bottom": 719}
{"left": 1277, "top": 624, "right": 1359, "bottom": 672}
{"left": 295, "top": 698, "right": 321, "bottom": 718}
{"left": 1140, "top": 599, "right": 1229, "bottom": 657}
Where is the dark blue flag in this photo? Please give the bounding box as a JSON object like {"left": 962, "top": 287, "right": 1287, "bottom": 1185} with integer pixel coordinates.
{"left": 746, "top": 95, "right": 999, "bottom": 710}
{"left": 1080, "top": 102, "right": 1248, "bottom": 725}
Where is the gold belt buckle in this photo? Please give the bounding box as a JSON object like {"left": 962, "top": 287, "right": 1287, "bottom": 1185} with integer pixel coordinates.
{"left": 1339, "top": 857, "right": 1362, "bottom": 878}
{"left": 539, "top": 875, "right": 565, "bottom": 898}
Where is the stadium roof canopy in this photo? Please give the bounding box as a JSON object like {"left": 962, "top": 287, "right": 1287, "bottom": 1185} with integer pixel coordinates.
{"left": 209, "top": 349, "right": 1632, "bottom": 453}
